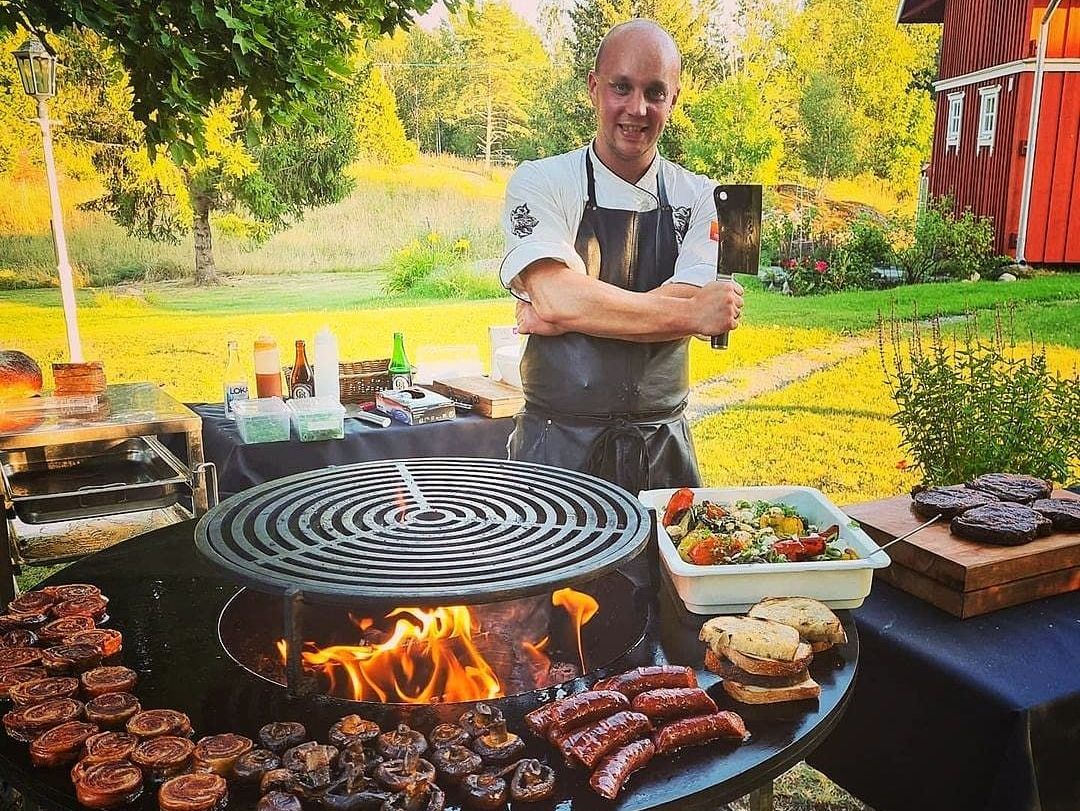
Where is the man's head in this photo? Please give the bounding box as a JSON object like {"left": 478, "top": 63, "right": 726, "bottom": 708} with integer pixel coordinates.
{"left": 588, "top": 20, "right": 682, "bottom": 182}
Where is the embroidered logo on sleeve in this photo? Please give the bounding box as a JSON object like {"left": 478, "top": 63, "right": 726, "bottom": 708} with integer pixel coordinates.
{"left": 672, "top": 206, "right": 692, "bottom": 245}
{"left": 511, "top": 203, "right": 539, "bottom": 237}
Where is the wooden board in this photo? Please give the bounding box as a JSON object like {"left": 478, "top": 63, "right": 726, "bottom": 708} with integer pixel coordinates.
{"left": 429, "top": 376, "right": 524, "bottom": 419}
{"left": 845, "top": 491, "right": 1080, "bottom": 616}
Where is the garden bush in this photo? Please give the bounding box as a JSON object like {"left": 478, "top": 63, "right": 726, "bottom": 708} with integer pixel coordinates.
{"left": 382, "top": 232, "right": 504, "bottom": 299}
{"left": 894, "top": 196, "right": 996, "bottom": 284}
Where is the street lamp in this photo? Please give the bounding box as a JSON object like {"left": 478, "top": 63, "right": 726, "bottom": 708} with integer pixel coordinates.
{"left": 12, "top": 36, "right": 83, "bottom": 362}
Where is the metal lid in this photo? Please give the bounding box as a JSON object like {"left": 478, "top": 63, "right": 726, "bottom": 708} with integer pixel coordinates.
{"left": 195, "top": 458, "right": 650, "bottom": 606}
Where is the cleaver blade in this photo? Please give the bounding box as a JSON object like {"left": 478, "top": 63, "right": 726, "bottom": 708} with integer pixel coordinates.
{"left": 711, "top": 184, "right": 762, "bottom": 350}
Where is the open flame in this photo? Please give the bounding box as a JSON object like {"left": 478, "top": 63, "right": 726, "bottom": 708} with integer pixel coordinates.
{"left": 277, "top": 589, "right": 598, "bottom": 703}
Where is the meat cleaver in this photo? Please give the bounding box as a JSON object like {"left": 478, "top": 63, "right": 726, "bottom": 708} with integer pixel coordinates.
{"left": 711, "top": 184, "right": 762, "bottom": 349}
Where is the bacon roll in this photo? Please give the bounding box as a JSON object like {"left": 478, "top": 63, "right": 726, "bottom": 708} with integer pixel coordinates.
{"left": 75, "top": 760, "right": 145, "bottom": 809}
{"left": 43, "top": 583, "right": 103, "bottom": 602}
{"left": 127, "top": 709, "right": 193, "bottom": 739}
{"left": 0, "top": 646, "right": 43, "bottom": 670}
{"left": 3, "top": 697, "right": 85, "bottom": 742}
{"left": 81, "top": 666, "right": 138, "bottom": 698}
{"left": 193, "top": 733, "right": 253, "bottom": 775}
{"left": 0, "top": 629, "right": 38, "bottom": 648}
{"left": 39, "top": 615, "right": 96, "bottom": 644}
{"left": 52, "top": 594, "right": 109, "bottom": 623}
{"left": 158, "top": 772, "right": 228, "bottom": 811}
{"left": 132, "top": 735, "right": 197, "bottom": 781}
{"left": 83, "top": 731, "right": 139, "bottom": 765}
{"left": 29, "top": 720, "right": 99, "bottom": 767}
{"left": 8, "top": 591, "right": 57, "bottom": 616}
{"left": 258, "top": 721, "right": 306, "bottom": 753}
{"left": 231, "top": 748, "right": 281, "bottom": 783}
{"left": 86, "top": 692, "right": 142, "bottom": 729}
{"left": 65, "top": 628, "right": 123, "bottom": 659}
{"left": 651, "top": 711, "right": 749, "bottom": 754}
{"left": 0, "top": 666, "right": 48, "bottom": 699}
{"left": 9, "top": 676, "right": 80, "bottom": 707}
{"left": 41, "top": 643, "right": 103, "bottom": 675}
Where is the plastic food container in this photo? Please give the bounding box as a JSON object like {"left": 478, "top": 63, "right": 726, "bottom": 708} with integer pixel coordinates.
{"left": 233, "top": 397, "right": 291, "bottom": 444}
{"left": 638, "top": 486, "right": 891, "bottom": 614}
{"left": 286, "top": 397, "right": 345, "bottom": 442}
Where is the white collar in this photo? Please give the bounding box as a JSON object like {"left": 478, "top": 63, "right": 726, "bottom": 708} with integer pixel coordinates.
{"left": 588, "top": 142, "right": 661, "bottom": 198}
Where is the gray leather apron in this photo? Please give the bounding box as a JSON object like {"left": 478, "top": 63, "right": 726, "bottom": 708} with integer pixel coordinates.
{"left": 509, "top": 150, "right": 702, "bottom": 495}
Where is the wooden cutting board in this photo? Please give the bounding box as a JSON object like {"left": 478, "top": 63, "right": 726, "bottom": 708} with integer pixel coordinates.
{"left": 430, "top": 376, "right": 524, "bottom": 419}
{"left": 845, "top": 491, "right": 1080, "bottom": 618}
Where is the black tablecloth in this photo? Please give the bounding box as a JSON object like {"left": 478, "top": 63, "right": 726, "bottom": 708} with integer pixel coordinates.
{"left": 186, "top": 404, "right": 514, "bottom": 498}
{"left": 809, "top": 581, "right": 1080, "bottom": 811}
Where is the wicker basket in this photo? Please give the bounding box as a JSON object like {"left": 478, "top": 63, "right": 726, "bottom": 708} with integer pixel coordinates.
{"left": 282, "top": 359, "right": 391, "bottom": 405}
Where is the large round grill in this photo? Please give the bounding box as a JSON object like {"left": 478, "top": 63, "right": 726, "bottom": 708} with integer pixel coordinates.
{"left": 195, "top": 457, "right": 650, "bottom": 605}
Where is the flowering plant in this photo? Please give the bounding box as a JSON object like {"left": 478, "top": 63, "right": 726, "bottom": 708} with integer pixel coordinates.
{"left": 781, "top": 255, "right": 835, "bottom": 295}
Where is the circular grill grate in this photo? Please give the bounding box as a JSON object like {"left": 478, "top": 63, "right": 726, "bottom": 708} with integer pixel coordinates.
{"left": 195, "top": 458, "right": 650, "bottom": 605}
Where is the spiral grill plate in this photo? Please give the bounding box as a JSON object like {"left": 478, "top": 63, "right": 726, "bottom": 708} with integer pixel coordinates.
{"left": 195, "top": 458, "right": 650, "bottom": 605}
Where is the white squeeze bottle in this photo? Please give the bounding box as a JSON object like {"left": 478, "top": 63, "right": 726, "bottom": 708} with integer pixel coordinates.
{"left": 314, "top": 326, "right": 340, "bottom": 403}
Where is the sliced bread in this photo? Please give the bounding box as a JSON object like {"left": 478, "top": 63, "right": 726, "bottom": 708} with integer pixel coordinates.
{"left": 698, "top": 615, "right": 802, "bottom": 662}
{"left": 722, "top": 674, "right": 821, "bottom": 704}
{"left": 747, "top": 597, "right": 847, "bottom": 649}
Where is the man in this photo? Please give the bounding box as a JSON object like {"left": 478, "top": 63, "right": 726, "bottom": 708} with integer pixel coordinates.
{"left": 500, "top": 19, "right": 743, "bottom": 493}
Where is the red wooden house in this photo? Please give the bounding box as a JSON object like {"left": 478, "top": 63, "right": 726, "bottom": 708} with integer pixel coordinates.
{"left": 899, "top": 0, "right": 1080, "bottom": 264}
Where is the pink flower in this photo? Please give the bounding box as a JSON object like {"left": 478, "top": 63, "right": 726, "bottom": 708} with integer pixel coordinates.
{"left": 783, "top": 258, "right": 797, "bottom": 269}
{"left": 814, "top": 260, "right": 828, "bottom": 274}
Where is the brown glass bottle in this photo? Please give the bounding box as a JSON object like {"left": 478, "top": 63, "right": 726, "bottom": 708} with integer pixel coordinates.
{"left": 289, "top": 340, "right": 314, "bottom": 399}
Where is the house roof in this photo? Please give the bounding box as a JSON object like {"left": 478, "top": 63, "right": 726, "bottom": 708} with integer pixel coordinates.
{"left": 897, "top": 0, "right": 945, "bottom": 23}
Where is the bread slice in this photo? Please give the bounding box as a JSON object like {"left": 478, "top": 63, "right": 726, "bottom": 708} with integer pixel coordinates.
{"left": 698, "top": 616, "right": 801, "bottom": 662}
{"left": 704, "top": 648, "right": 809, "bottom": 688}
{"left": 722, "top": 674, "right": 821, "bottom": 704}
{"left": 725, "top": 641, "right": 813, "bottom": 677}
{"left": 747, "top": 597, "right": 848, "bottom": 647}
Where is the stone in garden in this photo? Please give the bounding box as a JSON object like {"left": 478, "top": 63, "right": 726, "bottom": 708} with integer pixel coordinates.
{"left": 998, "top": 272, "right": 1017, "bottom": 282}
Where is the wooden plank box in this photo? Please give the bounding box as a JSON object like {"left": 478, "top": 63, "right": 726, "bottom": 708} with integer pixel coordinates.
{"left": 430, "top": 376, "right": 524, "bottom": 419}
{"left": 845, "top": 491, "right": 1080, "bottom": 618}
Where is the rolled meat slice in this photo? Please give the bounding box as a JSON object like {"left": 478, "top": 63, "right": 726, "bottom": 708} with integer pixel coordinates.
{"left": 631, "top": 687, "right": 719, "bottom": 722}
{"left": 0, "top": 629, "right": 38, "bottom": 648}
{"left": 3, "top": 697, "right": 85, "bottom": 742}
{"left": 132, "top": 735, "right": 197, "bottom": 781}
{"left": 81, "top": 666, "right": 138, "bottom": 698}
{"left": 589, "top": 738, "right": 655, "bottom": 799}
{"left": 258, "top": 721, "right": 307, "bottom": 753}
{"left": 548, "top": 690, "right": 630, "bottom": 735}
{"left": 8, "top": 591, "right": 57, "bottom": 616}
{"left": 193, "top": 733, "right": 253, "bottom": 775}
{"left": 75, "top": 760, "right": 145, "bottom": 809}
{"left": 83, "top": 731, "right": 140, "bottom": 764}
{"left": 9, "top": 676, "right": 80, "bottom": 707}
{"left": 52, "top": 595, "right": 109, "bottom": 623}
{"left": 0, "top": 646, "right": 43, "bottom": 670}
{"left": 0, "top": 667, "right": 48, "bottom": 700}
{"left": 0, "top": 612, "right": 49, "bottom": 632}
{"left": 568, "top": 711, "right": 653, "bottom": 770}
{"left": 593, "top": 665, "right": 697, "bottom": 698}
{"left": 651, "top": 711, "right": 750, "bottom": 754}
{"left": 66, "top": 628, "right": 123, "bottom": 659}
{"left": 86, "top": 692, "right": 142, "bottom": 729}
{"left": 127, "top": 709, "right": 193, "bottom": 739}
{"left": 43, "top": 583, "right": 103, "bottom": 602}
{"left": 41, "top": 643, "right": 103, "bottom": 675}
{"left": 158, "top": 772, "right": 228, "bottom": 811}
{"left": 39, "top": 615, "right": 96, "bottom": 644}
{"left": 29, "top": 720, "right": 99, "bottom": 767}
{"left": 231, "top": 748, "right": 281, "bottom": 783}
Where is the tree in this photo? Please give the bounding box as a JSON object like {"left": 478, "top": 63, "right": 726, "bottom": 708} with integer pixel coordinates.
{"left": 354, "top": 66, "right": 417, "bottom": 164}
{"left": 0, "top": 0, "right": 447, "bottom": 160}
{"left": 798, "top": 72, "right": 856, "bottom": 181}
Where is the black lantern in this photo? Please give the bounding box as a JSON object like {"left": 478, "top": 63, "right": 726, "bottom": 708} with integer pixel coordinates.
{"left": 12, "top": 37, "right": 57, "bottom": 99}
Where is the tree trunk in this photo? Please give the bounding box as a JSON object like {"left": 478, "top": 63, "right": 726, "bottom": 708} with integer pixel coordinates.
{"left": 191, "top": 191, "right": 220, "bottom": 286}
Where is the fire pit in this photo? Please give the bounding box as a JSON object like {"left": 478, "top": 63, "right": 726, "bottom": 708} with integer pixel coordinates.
{"left": 0, "top": 459, "right": 859, "bottom": 811}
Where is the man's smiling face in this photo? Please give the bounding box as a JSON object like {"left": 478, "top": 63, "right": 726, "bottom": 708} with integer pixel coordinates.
{"left": 588, "top": 24, "right": 681, "bottom": 183}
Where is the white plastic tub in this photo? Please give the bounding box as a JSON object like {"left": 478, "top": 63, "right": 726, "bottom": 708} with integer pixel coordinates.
{"left": 287, "top": 397, "right": 345, "bottom": 442}
{"left": 638, "top": 486, "right": 891, "bottom": 614}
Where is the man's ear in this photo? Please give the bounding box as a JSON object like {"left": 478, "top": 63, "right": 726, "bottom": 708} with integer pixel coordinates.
{"left": 670, "top": 84, "right": 681, "bottom": 110}
{"left": 587, "top": 70, "right": 599, "bottom": 107}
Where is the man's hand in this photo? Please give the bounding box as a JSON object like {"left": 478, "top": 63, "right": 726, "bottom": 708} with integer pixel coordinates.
{"left": 688, "top": 279, "right": 744, "bottom": 336}
{"left": 516, "top": 300, "right": 565, "bottom": 336}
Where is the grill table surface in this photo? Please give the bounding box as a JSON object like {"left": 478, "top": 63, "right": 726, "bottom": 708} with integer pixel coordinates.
{"left": 0, "top": 520, "right": 858, "bottom": 811}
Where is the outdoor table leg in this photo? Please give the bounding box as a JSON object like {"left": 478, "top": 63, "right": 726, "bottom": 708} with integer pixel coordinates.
{"left": 186, "top": 427, "right": 210, "bottom": 514}
{"left": 0, "top": 505, "right": 15, "bottom": 608}
{"left": 747, "top": 780, "right": 774, "bottom": 811}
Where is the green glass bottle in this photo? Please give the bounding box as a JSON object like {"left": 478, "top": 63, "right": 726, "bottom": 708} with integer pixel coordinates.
{"left": 389, "top": 332, "right": 412, "bottom": 390}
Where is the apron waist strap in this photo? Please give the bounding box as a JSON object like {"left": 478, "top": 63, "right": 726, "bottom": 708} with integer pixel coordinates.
{"left": 522, "top": 400, "right": 687, "bottom": 425}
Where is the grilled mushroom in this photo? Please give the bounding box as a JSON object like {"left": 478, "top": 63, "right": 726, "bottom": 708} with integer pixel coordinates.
{"left": 260, "top": 721, "right": 308, "bottom": 753}
{"left": 319, "top": 759, "right": 391, "bottom": 811}
{"left": 471, "top": 719, "right": 525, "bottom": 765}
{"left": 508, "top": 759, "right": 556, "bottom": 802}
{"left": 380, "top": 779, "right": 445, "bottom": 811}
{"left": 261, "top": 768, "right": 301, "bottom": 795}
{"left": 374, "top": 747, "right": 436, "bottom": 792}
{"left": 329, "top": 715, "right": 381, "bottom": 749}
{"left": 233, "top": 748, "right": 283, "bottom": 783}
{"left": 427, "top": 723, "right": 469, "bottom": 749}
{"left": 430, "top": 744, "right": 482, "bottom": 784}
{"left": 377, "top": 724, "right": 427, "bottom": 759}
{"left": 458, "top": 703, "right": 503, "bottom": 739}
{"left": 258, "top": 791, "right": 303, "bottom": 811}
{"left": 460, "top": 772, "right": 508, "bottom": 810}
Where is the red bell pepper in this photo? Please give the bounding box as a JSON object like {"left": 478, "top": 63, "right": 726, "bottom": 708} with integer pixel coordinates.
{"left": 662, "top": 488, "right": 695, "bottom": 527}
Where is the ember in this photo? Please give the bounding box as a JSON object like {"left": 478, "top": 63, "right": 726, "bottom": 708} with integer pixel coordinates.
{"left": 276, "top": 589, "right": 599, "bottom": 703}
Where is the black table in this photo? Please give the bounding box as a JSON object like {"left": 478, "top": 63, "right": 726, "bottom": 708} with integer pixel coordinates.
{"left": 0, "top": 521, "right": 858, "bottom": 811}
{"left": 186, "top": 404, "right": 514, "bottom": 499}
{"left": 809, "top": 581, "right": 1080, "bottom": 811}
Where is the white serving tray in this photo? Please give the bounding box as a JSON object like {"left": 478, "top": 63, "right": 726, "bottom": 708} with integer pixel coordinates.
{"left": 639, "top": 486, "right": 891, "bottom": 614}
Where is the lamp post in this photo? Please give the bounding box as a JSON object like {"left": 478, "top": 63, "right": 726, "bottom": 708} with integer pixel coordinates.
{"left": 12, "top": 36, "right": 83, "bottom": 362}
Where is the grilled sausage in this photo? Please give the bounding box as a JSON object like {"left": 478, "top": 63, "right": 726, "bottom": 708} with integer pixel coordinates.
{"left": 549, "top": 690, "right": 629, "bottom": 734}
{"left": 568, "top": 710, "right": 652, "bottom": 770}
{"left": 651, "top": 712, "right": 749, "bottom": 754}
{"left": 589, "top": 738, "right": 655, "bottom": 799}
{"left": 594, "top": 666, "right": 697, "bottom": 698}
{"left": 523, "top": 701, "right": 559, "bottom": 737}
{"left": 631, "top": 687, "right": 718, "bottom": 722}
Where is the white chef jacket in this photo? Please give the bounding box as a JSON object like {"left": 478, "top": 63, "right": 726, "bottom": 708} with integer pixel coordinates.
{"left": 500, "top": 143, "right": 719, "bottom": 298}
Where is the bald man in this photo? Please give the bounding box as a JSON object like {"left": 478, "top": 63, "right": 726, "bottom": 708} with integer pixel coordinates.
{"left": 499, "top": 20, "right": 742, "bottom": 494}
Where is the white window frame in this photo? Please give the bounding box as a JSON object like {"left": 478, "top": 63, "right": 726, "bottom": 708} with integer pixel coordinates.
{"left": 977, "top": 85, "right": 1001, "bottom": 153}
{"left": 946, "top": 92, "right": 964, "bottom": 151}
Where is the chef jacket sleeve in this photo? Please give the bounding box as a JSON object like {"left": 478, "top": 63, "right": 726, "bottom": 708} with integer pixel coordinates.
{"left": 666, "top": 180, "right": 719, "bottom": 288}
{"left": 500, "top": 161, "right": 587, "bottom": 299}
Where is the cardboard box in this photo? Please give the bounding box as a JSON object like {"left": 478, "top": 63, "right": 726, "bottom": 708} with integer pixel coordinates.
{"left": 376, "top": 387, "right": 456, "bottom": 426}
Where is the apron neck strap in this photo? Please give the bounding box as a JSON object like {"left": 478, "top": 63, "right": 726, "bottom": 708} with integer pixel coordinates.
{"left": 585, "top": 148, "right": 666, "bottom": 210}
